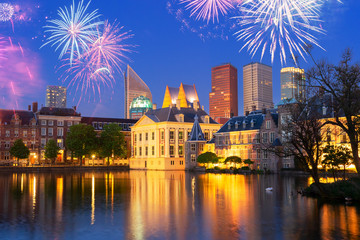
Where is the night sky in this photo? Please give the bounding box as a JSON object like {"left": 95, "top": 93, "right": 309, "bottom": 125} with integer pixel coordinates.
{"left": 0, "top": 0, "right": 359, "bottom": 118}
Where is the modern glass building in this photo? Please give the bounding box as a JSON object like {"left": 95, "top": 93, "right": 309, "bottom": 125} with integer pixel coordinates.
{"left": 280, "top": 67, "right": 305, "bottom": 100}
{"left": 45, "top": 86, "right": 67, "bottom": 108}
{"left": 124, "top": 65, "right": 152, "bottom": 118}
{"left": 129, "top": 96, "right": 153, "bottom": 119}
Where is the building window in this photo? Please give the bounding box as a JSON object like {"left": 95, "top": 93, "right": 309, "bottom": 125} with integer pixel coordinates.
{"left": 57, "top": 139, "right": 63, "bottom": 148}
{"left": 160, "top": 130, "right": 164, "bottom": 140}
{"left": 58, "top": 120, "right": 64, "bottom": 126}
{"left": 68, "top": 121, "right": 72, "bottom": 127}
{"left": 199, "top": 144, "right": 204, "bottom": 153}
{"left": 263, "top": 163, "right": 268, "bottom": 169}
{"left": 145, "top": 146, "right": 148, "bottom": 156}
{"left": 23, "top": 131, "right": 27, "bottom": 137}
{"left": 152, "top": 132, "right": 155, "bottom": 140}
{"left": 14, "top": 130, "right": 19, "bottom": 137}
{"left": 262, "top": 133, "right": 268, "bottom": 143}
{"left": 179, "top": 115, "right": 184, "bottom": 122}
{"left": 152, "top": 146, "right": 155, "bottom": 156}
{"left": 266, "top": 120, "right": 271, "bottom": 129}
{"left": 248, "top": 134, "right": 251, "bottom": 143}
{"left": 191, "top": 154, "right": 196, "bottom": 162}
{"left": 139, "top": 147, "right": 142, "bottom": 156}
{"left": 270, "top": 132, "right": 275, "bottom": 143}
{"left": 48, "top": 128, "right": 53, "bottom": 137}
{"left": 204, "top": 132, "right": 209, "bottom": 140}
{"left": 161, "top": 145, "right": 164, "bottom": 156}
{"left": 256, "top": 149, "right": 261, "bottom": 159}
{"left": 41, "top": 128, "right": 46, "bottom": 136}
{"left": 32, "top": 130, "right": 36, "bottom": 137}
{"left": 145, "top": 133, "right": 148, "bottom": 141}
{"left": 41, "top": 139, "right": 46, "bottom": 148}
{"left": 255, "top": 133, "right": 260, "bottom": 143}
{"left": 41, "top": 120, "right": 46, "bottom": 126}
{"left": 170, "top": 160, "right": 174, "bottom": 165}
{"left": 179, "top": 145, "right": 184, "bottom": 156}
{"left": 4, "top": 152, "right": 10, "bottom": 160}
{"left": 134, "top": 147, "right": 137, "bottom": 156}
{"left": 170, "top": 146, "right": 174, "bottom": 157}
{"left": 139, "top": 133, "right": 142, "bottom": 141}
{"left": 179, "top": 131, "right": 184, "bottom": 140}
{"left": 180, "top": 161, "right": 184, "bottom": 165}
{"left": 134, "top": 134, "right": 137, "bottom": 143}
{"left": 191, "top": 143, "right": 196, "bottom": 152}
{"left": 5, "top": 141, "right": 10, "bottom": 149}
{"left": 170, "top": 130, "right": 174, "bottom": 140}
{"left": 284, "top": 163, "right": 290, "bottom": 168}
{"left": 48, "top": 120, "right": 54, "bottom": 126}
{"left": 57, "top": 128, "right": 63, "bottom": 137}
{"left": 5, "top": 130, "right": 10, "bottom": 137}
{"left": 263, "top": 150, "right": 268, "bottom": 159}
{"left": 204, "top": 116, "right": 210, "bottom": 124}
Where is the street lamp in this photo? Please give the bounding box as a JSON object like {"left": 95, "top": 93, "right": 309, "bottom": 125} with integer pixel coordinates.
{"left": 92, "top": 154, "right": 95, "bottom": 166}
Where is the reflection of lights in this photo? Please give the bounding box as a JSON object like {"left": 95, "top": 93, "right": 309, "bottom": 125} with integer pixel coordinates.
{"left": 91, "top": 174, "right": 95, "bottom": 225}
{"left": 92, "top": 154, "right": 95, "bottom": 159}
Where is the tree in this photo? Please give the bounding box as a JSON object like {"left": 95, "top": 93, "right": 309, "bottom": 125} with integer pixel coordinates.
{"left": 197, "top": 152, "right": 218, "bottom": 168}
{"left": 66, "top": 124, "right": 97, "bottom": 166}
{"left": 10, "top": 139, "right": 30, "bottom": 166}
{"left": 243, "top": 159, "right": 254, "bottom": 168}
{"left": 306, "top": 49, "right": 360, "bottom": 175}
{"left": 323, "top": 144, "right": 353, "bottom": 180}
{"left": 100, "top": 124, "right": 127, "bottom": 166}
{"left": 45, "top": 139, "right": 60, "bottom": 165}
{"left": 225, "top": 156, "right": 242, "bottom": 168}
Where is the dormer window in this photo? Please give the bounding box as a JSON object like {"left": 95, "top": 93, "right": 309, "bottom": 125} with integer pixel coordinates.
{"left": 179, "top": 114, "right": 184, "bottom": 122}
{"left": 204, "top": 115, "right": 209, "bottom": 124}
{"left": 251, "top": 119, "right": 255, "bottom": 128}
{"left": 322, "top": 105, "right": 327, "bottom": 116}
{"left": 228, "top": 122, "right": 232, "bottom": 130}
{"left": 235, "top": 121, "right": 239, "bottom": 129}
{"left": 243, "top": 121, "right": 246, "bottom": 128}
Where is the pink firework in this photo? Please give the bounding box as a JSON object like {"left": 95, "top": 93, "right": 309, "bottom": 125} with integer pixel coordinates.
{"left": 180, "top": 0, "right": 236, "bottom": 23}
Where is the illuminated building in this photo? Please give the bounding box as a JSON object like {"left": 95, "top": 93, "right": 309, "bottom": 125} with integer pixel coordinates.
{"left": 209, "top": 63, "right": 238, "bottom": 121}
{"left": 162, "top": 83, "right": 200, "bottom": 108}
{"left": 124, "top": 65, "right": 152, "bottom": 119}
{"left": 281, "top": 67, "right": 305, "bottom": 100}
{"left": 129, "top": 96, "right": 153, "bottom": 119}
{"left": 243, "top": 63, "right": 273, "bottom": 115}
{"left": 130, "top": 100, "right": 220, "bottom": 170}
{"left": 211, "top": 110, "right": 287, "bottom": 171}
{"left": 37, "top": 107, "right": 81, "bottom": 163}
{"left": 81, "top": 117, "right": 137, "bottom": 162}
{"left": 46, "top": 86, "right": 67, "bottom": 108}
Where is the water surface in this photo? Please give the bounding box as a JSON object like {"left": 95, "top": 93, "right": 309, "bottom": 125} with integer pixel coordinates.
{"left": 0, "top": 171, "right": 359, "bottom": 240}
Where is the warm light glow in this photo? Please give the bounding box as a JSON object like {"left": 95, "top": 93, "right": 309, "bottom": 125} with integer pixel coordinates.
{"left": 91, "top": 174, "right": 95, "bottom": 225}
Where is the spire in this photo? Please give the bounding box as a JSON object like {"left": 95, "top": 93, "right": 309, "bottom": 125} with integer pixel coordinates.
{"left": 162, "top": 85, "right": 172, "bottom": 108}
{"left": 189, "top": 115, "right": 205, "bottom": 141}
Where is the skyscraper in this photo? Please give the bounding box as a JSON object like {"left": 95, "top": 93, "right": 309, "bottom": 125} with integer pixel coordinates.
{"left": 243, "top": 63, "right": 273, "bottom": 114}
{"left": 46, "top": 86, "right": 67, "bottom": 108}
{"left": 124, "top": 65, "right": 152, "bottom": 119}
{"left": 162, "top": 83, "right": 199, "bottom": 108}
{"left": 209, "top": 64, "right": 238, "bottom": 121}
{"left": 280, "top": 67, "right": 305, "bottom": 100}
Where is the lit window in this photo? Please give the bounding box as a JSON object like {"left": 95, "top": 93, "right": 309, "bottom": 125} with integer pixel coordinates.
{"left": 191, "top": 143, "right": 196, "bottom": 152}
{"left": 179, "top": 131, "right": 183, "bottom": 140}
{"left": 145, "top": 133, "right": 148, "bottom": 141}
{"left": 170, "top": 146, "right": 174, "bottom": 157}
{"left": 191, "top": 154, "right": 196, "bottom": 162}
{"left": 170, "top": 130, "right": 174, "bottom": 140}
{"left": 179, "top": 145, "right": 183, "bottom": 156}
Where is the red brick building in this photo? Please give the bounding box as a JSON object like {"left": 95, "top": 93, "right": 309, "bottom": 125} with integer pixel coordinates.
{"left": 209, "top": 64, "right": 238, "bottom": 122}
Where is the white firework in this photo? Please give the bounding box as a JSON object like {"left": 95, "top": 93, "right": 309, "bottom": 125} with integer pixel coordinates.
{"left": 0, "top": 3, "right": 14, "bottom": 22}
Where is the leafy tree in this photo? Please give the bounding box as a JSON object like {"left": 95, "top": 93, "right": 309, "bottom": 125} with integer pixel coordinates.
{"left": 243, "top": 159, "right": 254, "bottom": 168}
{"left": 45, "top": 139, "right": 60, "bottom": 165}
{"left": 197, "top": 152, "right": 218, "bottom": 168}
{"left": 225, "top": 156, "right": 242, "bottom": 168}
{"left": 10, "top": 139, "right": 30, "bottom": 166}
{"left": 323, "top": 144, "right": 353, "bottom": 180}
{"left": 66, "top": 124, "right": 97, "bottom": 166}
{"left": 306, "top": 49, "right": 360, "bottom": 175}
{"left": 100, "top": 124, "right": 127, "bottom": 166}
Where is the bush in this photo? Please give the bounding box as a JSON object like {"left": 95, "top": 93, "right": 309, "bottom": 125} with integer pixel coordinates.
{"left": 214, "top": 166, "right": 220, "bottom": 170}
{"left": 241, "top": 166, "right": 250, "bottom": 170}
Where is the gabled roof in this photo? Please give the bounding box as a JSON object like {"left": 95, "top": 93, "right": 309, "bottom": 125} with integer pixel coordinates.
{"left": 145, "top": 107, "right": 217, "bottom": 124}
{"left": 188, "top": 115, "right": 205, "bottom": 141}
{"left": 38, "top": 107, "right": 81, "bottom": 116}
{"left": 0, "top": 109, "right": 36, "bottom": 125}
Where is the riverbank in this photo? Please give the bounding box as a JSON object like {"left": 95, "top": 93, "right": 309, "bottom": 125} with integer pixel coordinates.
{"left": 0, "top": 165, "right": 129, "bottom": 173}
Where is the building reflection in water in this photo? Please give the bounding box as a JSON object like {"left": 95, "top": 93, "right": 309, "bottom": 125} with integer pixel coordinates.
{"left": 0, "top": 172, "right": 358, "bottom": 239}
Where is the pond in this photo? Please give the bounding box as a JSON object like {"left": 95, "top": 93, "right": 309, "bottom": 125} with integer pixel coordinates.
{"left": 0, "top": 171, "right": 359, "bottom": 239}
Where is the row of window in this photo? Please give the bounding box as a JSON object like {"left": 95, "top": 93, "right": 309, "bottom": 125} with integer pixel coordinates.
{"left": 134, "top": 145, "right": 184, "bottom": 157}
{"left": 0, "top": 141, "right": 36, "bottom": 149}
{"left": 41, "top": 120, "right": 74, "bottom": 127}
{"left": 217, "top": 132, "right": 276, "bottom": 145}
{"left": 41, "top": 138, "right": 63, "bottom": 148}
{"left": 92, "top": 122, "right": 133, "bottom": 131}
{"left": 134, "top": 130, "right": 212, "bottom": 143}
{"left": 41, "top": 128, "right": 64, "bottom": 137}
{"left": 0, "top": 130, "right": 36, "bottom": 138}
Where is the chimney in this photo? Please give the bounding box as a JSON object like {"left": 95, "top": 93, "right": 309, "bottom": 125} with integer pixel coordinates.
{"left": 32, "top": 102, "right": 38, "bottom": 113}
{"left": 176, "top": 99, "right": 181, "bottom": 110}
{"left": 28, "top": 105, "right": 31, "bottom": 111}
{"left": 193, "top": 100, "right": 199, "bottom": 111}
{"left": 152, "top": 103, "right": 157, "bottom": 110}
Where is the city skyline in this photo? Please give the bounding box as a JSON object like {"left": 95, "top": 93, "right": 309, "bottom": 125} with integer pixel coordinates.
{"left": 0, "top": 0, "right": 358, "bottom": 118}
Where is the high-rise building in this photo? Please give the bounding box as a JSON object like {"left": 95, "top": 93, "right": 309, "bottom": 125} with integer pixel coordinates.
{"left": 280, "top": 67, "right": 305, "bottom": 100}
{"left": 46, "top": 86, "right": 67, "bottom": 108}
{"left": 129, "top": 96, "right": 153, "bottom": 119}
{"left": 243, "top": 63, "right": 273, "bottom": 114}
{"left": 162, "top": 83, "right": 199, "bottom": 108}
{"left": 209, "top": 64, "right": 238, "bottom": 121}
{"left": 124, "top": 65, "right": 152, "bottom": 119}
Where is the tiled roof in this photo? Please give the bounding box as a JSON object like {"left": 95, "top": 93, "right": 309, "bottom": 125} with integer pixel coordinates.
{"left": 218, "top": 114, "right": 265, "bottom": 133}
{"left": 81, "top": 117, "right": 137, "bottom": 125}
{"left": 188, "top": 115, "right": 205, "bottom": 141}
{"left": 145, "top": 107, "right": 217, "bottom": 124}
{"left": 0, "top": 109, "right": 36, "bottom": 125}
{"left": 39, "top": 107, "right": 81, "bottom": 116}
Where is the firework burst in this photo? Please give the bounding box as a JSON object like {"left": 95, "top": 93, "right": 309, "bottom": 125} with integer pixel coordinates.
{"left": 42, "top": 0, "right": 103, "bottom": 64}
{"left": 234, "top": 0, "right": 326, "bottom": 64}
{"left": 0, "top": 3, "right": 14, "bottom": 22}
{"left": 180, "top": 0, "right": 236, "bottom": 23}
{"left": 60, "top": 21, "right": 134, "bottom": 103}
